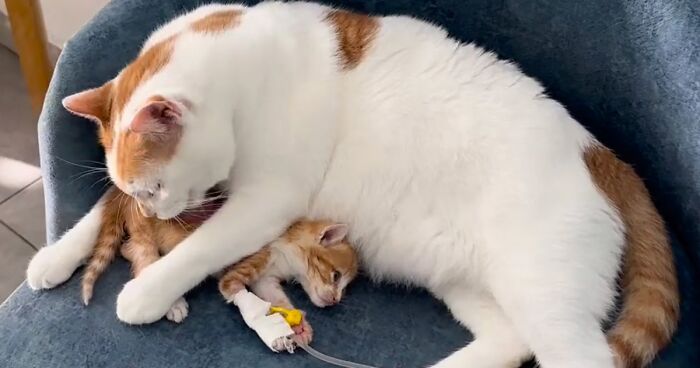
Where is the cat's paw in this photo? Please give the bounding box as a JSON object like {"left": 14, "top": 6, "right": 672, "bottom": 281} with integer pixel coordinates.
{"left": 26, "top": 245, "right": 81, "bottom": 290}
{"left": 292, "top": 319, "right": 313, "bottom": 346}
{"left": 116, "top": 273, "right": 174, "bottom": 324}
{"left": 165, "top": 297, "right": 189, "bottom": 323}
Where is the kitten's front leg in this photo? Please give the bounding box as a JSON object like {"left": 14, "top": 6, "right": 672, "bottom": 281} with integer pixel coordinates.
{"left": 27, "top": 189, "right": 112, "bottom": 290}
{"left": 251, "top": 277, "right": 313, "bottom": 345}
{"left": 116, "top": 182, "right": 304, "bottom": 324}
{"left": 121, "top": 239, "right": 188, "bottom": 324}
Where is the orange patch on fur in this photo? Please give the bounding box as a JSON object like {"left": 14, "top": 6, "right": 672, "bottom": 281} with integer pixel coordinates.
{"left": 325, "top": 10, "right": 379, "bottom": 70}
{"left": 114, "top": 117, "right": 183, "bottom": 185}
{"left": 284, "top": 220, "right": 359, "bottom": 282}
{"left": 91, "top": 82, "right": 116, "bottom": 150}
{"left": 81, "top": 187, "right": 126, "bottom": 305}
{"left": 190, "top": 9, "right": 242, "bottom": 33}
{"left": 219, "top": 247, "right": 272, "bottom": 298}
{"left": 112, "top": 36, "right": 177, "bottom": 120}
{"left": 584, "top": 144, "right": 679, "bottom": 368}
{"left": 307, "top": 242, "right": 358, "bottom": 283}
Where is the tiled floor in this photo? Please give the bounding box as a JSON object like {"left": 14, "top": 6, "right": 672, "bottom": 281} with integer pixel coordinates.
{"left": 0, "top": 46, "right": 46, "bottom": 303}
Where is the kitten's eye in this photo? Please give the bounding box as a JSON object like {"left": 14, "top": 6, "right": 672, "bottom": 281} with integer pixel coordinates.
{"left": 331, "top": 271, "right": 341, "bottom": 284}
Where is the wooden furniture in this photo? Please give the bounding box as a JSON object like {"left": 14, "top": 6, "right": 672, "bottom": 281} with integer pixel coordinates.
{"left": 5, "top": 0, "right": 53, "bottom": 114}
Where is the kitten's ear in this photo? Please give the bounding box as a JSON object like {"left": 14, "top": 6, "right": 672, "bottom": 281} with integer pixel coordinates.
{"left": 62, "top": 82, "right": 113, "bottom": 125}
{"left": 319, "top": 223, "right": 349, "bottom": 246}
{"left": 129, "top": 98, "right": 183, "bottom": 134}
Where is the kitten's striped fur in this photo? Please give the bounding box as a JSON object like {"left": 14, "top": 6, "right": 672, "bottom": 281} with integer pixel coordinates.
{"left": 81, "top": 187, "right": 357, "bottom": 330}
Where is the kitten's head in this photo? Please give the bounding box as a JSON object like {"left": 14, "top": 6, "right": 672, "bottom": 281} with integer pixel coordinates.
{"left": 62, "top": 38, "right": 233, "bottom": 219}
{"left": 283, "top": 221, "right": 359, "bottom": 308}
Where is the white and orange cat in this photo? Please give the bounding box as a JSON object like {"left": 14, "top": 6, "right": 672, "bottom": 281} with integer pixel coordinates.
{"left": 28, "top": 2, "right": 678, "bottom": 368}
{"left": 81, "top": 185, "right": 357, "bottom": 342}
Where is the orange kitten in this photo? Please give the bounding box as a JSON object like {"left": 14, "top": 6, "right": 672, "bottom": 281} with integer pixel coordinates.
{"left": 82, "top": 187, "right": 358, "bottom": 339}
{"left": 218, "top": 220, "right": 358, "bottom": 343}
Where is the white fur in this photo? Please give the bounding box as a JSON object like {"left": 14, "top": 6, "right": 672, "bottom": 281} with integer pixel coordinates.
{"left": 34, "top": 3, "right": 626, "bottom": 367}
{"left": 27, "top": 191, "right": 109, "bottom": 290}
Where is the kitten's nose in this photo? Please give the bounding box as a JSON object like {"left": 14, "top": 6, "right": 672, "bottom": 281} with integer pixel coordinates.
{"left": 323, "top": 291, "right": 338, "bottom": 305}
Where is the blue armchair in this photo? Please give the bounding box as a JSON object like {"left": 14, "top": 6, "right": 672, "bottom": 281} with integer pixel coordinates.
{"left": 1, "top": 1, "right": 698, "bottom": 367}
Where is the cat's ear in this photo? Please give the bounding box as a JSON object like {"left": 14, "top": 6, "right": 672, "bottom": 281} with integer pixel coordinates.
{"left": 62, "top": 82, "right": 113, "bottom": 125}
{"left": 129, "top": 98, "right": 184, "bottom": 134}
{"left": 319, "top": 223, "right": 349, "bottom": 246}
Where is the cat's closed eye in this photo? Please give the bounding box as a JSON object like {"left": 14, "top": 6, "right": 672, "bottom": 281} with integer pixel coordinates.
{"left": 330, "top": 270, "right": 341, "bottom": 284}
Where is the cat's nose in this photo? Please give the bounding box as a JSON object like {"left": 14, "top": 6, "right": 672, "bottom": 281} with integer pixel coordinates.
{"left": 132, "top": 189, "right": 155, "bottom": 199}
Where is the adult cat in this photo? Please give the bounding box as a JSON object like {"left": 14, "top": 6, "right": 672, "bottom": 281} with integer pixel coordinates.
{"left": 27, "top": 2, "right": 678, "bottom": 368}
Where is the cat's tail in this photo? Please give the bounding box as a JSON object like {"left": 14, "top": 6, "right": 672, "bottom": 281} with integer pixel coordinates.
{"left": 81, "top": 188, "right": 126, "bottom": 305}
{"left": 585, "top": 144, "right": 680, "bottom": 368}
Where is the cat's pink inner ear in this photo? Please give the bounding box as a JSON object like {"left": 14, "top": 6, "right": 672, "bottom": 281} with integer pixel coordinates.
{"left": 319, "top": 223, "right": 349, "bottom": 246}
{"left": 62, "top": 83, "right": 112, "bottom": 124}
{"left": 130, "top": 99, "right": 183, "bottom": 134}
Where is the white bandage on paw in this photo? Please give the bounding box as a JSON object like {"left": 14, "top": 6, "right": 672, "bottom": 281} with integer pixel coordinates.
{"left": 231, "top": 290, "right": 295, "bottom": 352}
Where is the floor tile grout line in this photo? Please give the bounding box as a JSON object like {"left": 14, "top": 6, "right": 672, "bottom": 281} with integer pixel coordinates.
{"left": 0, "top": 176, "right": 41, "bottom": 207}
{"left": 0, "top": 220, "right": 38, "bottom": 252}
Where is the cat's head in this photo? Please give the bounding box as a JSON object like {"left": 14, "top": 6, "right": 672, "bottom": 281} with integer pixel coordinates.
{"left": 62, "top": 39, "right": 234, "bottom": 220}
{"left": 282, "top": 221, "right": 359, "bottom": 308}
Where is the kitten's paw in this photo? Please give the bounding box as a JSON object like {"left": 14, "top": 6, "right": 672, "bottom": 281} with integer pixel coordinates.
{"left": 165, "top": 297, "right": 189, "bottom": 323}
{"left": 271, "top": 336, "right": 295, "bottom": 353}
{"left": 116, "top": 274, "right": 174, "bottom": 324}
{"left": 26, "top": 245, "right": 81, "bottom": 290}
{"left": 292, "top": 319, "right": 313, "bottom": 346}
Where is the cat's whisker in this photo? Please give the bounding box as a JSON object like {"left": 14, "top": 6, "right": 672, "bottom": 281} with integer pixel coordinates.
{"left": 56, "top": 156, "right": 107, "bottom": 171}
{"left": 68, "top": 174, "right": 104, "bottom": 188}
{"left": 98, "top": 181, "right": 113, "bottom": 195}
{"left": 173, "top": 216, "right": 188, "bottom": 232}
{"left": 130, "top": 198, "right": 138, "bottom": 221}
{"left": 185, "top": 195, "right": 229, "bottom": 207}
{"left": 87, "top": 176, "right": 113, "bottom": 191}
{"left": 69, "top": 168, "right": 106, "bottom": 179}
{"left": 179, "top": 208, "right": 218, "bottom": 214}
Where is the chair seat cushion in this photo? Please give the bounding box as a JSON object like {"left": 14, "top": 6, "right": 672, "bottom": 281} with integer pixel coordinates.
{"left": 1, "top": 237, "right": 698, "bottom": 368}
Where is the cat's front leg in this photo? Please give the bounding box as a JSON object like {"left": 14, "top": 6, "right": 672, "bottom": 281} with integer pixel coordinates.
{"left": 26, "top": 189, "right": 112, "bottom": 290}
{"left": 116, "top": 182, "right": 304, "bottom": 324}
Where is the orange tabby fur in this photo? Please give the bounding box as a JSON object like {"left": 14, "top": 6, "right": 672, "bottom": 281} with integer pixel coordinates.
{"left": 584, "top": 145, "right": 679, "bottom": 368}
{"left": 218, "top": 220, "right": 359, "bottom": 303}
{"left": 81, "top": 187, "right": 193, "bottom": 305}
{"left": 81, "top": 188, "right": 358, "bottom": 338}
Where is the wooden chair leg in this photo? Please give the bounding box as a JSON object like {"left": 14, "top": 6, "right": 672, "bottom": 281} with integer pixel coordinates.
{"left": 5, "top": 0, "right": 53, "bottom": 115}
